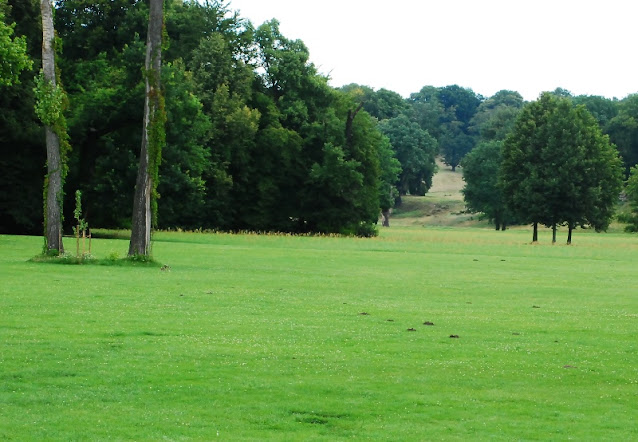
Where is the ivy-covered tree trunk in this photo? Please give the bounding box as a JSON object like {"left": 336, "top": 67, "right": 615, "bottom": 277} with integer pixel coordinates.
{"left": 41, "top": 0, "right": 64, "bottom": 254}
{"left": 129, "top": 0, "right": 164, "bottom": 257}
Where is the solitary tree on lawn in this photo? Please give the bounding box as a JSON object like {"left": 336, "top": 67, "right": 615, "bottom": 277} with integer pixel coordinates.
{"left": 129, "top": 0, "right": 165, "bottom": 257}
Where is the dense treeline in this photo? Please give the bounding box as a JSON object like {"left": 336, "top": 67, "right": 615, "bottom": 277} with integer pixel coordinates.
{"left": 2, "top": 0, "right": 638, "bottom": 237}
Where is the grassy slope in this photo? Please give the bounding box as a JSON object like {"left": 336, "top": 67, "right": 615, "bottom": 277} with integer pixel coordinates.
{"left": 392, "top": 158, "right": 630, "bottom": 233}
{"left": 1, "top": 229, "right": 637, "bottom": 440}
{"left": 392, "top": 158, "right": 479, "bottom": 227}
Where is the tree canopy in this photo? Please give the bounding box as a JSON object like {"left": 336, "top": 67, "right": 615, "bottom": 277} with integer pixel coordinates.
{"left": 0, "top": 0, "right": 634, "bottom": 239}
{"left": 0, "top": 0, "right": 32, "bottom": 86}
{"left": 501, "top": 93, "right": 622, "bottom": 243}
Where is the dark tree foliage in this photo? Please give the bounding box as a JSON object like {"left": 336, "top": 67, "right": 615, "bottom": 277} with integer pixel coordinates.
{"left": 408, "top": 85, "right": 481, "bottom": 172}
{"left": 0, "top": 0, "right": 42, "bottom": 234}
{"left": 3, "top": 2, "right": 623, "bottom": 239}
{"left": 502, "top": 93, "right": 622, "bottom": 243}
{"left": 607, "top": 94, "right": 638, "bottom": 175}
{"left": 461, "top": 141, "right": 511, "bottom": 230}
{"left": 378, "top": 114, "right": 437, "bottom": 196}
{"left": 339, "top": 84, "right": 410, "bottom": 121}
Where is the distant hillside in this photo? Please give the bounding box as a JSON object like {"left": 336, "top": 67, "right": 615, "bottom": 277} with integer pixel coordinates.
{"left": 390, "top": 158, "right": 484, "bottom": 227}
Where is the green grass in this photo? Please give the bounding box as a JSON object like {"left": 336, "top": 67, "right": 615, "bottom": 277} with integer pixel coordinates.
{"left": 1, "top": 228, "right": 637, "bottom": 440}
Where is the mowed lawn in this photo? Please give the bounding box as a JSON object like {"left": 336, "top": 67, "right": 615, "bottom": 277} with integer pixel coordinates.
{"left": 1, "top": 228, "right": 637, "bottom": 440}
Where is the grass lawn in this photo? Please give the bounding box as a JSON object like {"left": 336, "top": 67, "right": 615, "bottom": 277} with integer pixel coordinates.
{"left": 1, "top": 227, "right": 637, "bottom": 440}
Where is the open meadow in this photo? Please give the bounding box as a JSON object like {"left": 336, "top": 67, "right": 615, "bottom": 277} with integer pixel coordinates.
{"left": 1, "top": 227, "right": 637, "bottom": 440}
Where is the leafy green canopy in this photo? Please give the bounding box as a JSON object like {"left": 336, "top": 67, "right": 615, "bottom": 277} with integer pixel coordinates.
{"left": 7, "top": 2, "right": 396, "bottom": 237}
{"left": 0, "top": 0, "right": 32, "bottom": 86}
{"left": 501, "top": 93, "right": 622, "bottom": 242}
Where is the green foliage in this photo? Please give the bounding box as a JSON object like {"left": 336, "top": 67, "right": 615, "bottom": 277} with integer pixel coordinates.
{"left": 379, "top": 114, "right": 437, "bottom": 196}
{"left": 469, "top": 90, "right": 524, "bottom": 141}
{"left": 340, "top": 84, "right": 410, "bottom": 120}
{"left": 607, "top": 94, "right": 638, "bottom": 174}
{"left": 33, "top": 71, "right": 67, "bottom": 127}
{"left": 157, "top": 61, "right": 212, "bottom": 229}
{"left": 461, "top": 141, "right": 511, "bottom": 229}
{"left": 624, "top": 165, "right": 638, "bottom": 231}
{"left": 502, "top": 93, "right": 623, "bottom": 242}
{"left": 0, "top": 0, "right": 32, "bottom": 86}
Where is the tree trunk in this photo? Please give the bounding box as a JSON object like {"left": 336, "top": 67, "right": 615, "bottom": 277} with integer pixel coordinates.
{"left": 41, "top": 0, "right": 64, "bottom": 254}
{"left": 532, "top": 222, "right": 538, "bottom": 242}
{"left": 552, "top": 223, "right": 557, "bottom": 244}
{"left": 567, "top": 224, "right": 573, "bottom": 245}
{"left": 129, "top": 0, "right": 163, "bottom": 257}
{"left": 381, "top": 210, "right": 390, "bottom": 227}
{"left": 345, "top": 102, "right": 364, "bottom": 150}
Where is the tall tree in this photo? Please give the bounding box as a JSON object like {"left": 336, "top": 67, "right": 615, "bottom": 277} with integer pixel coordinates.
{"left": 128, "top": 0, "right": 164, "bottom": 256}
{"left": 502, "top": 93, "right": 622, "bottom": 243}
{"left": 501, "top": 93, "right": 558, "bottom": 242}
{"left": 37, "top": 0, "right": 67, "bottom": 254}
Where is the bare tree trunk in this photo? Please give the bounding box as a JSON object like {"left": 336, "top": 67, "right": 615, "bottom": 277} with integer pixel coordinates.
{"left": 567, "top": 224, "right": 573, "bottom": 245}
{"left": 552, "top": 223, "right": 557, "bottom": 244}
{"left": 381, "top": 210, "right": 390, "bottom": 227}
{"left": 129, "top": 0, "right": 163, "bottom": 257}
{"left": 532, "top": 222, "right": 538, "bottom": 242}
{"left": 41, "top": 0, "right": 64, "bottom": 254}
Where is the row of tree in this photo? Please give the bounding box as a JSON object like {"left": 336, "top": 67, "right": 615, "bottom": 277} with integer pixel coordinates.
{"left": 2, "top": 0, "right": 638, "bottom": 246}
{"left": 460, "top": 89, "right": 638, "bottom": 242}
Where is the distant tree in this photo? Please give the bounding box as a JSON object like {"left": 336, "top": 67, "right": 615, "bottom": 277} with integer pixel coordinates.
{"left": 409, "top": 85, "right": 445, "bottom": 139}
{"left": 502, "top": 93, "right": 622, "bottom": 243}
{"left": 607, "top": 94, "right": 638, "bottom": 174}
{"left": 461, "top": 141, "right": 510, "bottom": 230}
{"left": 376, "top": 133, "right": 400, "bottom": 226}
{"left": 340, "top": 84, "right": 410, "bottom": 121}
{"left": 410, "top": 84, "right": 483, "bottom": 174}
{"left": 551, "top": 87, "right": 573, "bottom": 98}
{"left": 379, "top": 114, "right": 438, "bottom": 197}
{"left": 0, "top": 0, "right": 32, "bottom": 86}
{"left": 624, "top": 165, "right": 638, "bottom": 232}
{"left": 469, "top": 90, "right": 524, "bottom": 141}
{"left": 129, "top": 0, "right": 164, "bottom": 256}
{"left": 572, "top": 94, "right": 618, "bottom": 129}
{"left": 502, "top": 93, "right": 559, "bottom": 242}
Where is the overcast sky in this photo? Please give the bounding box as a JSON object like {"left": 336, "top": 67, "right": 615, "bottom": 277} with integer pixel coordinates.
{"left": 226, "top": 0, "right": 638, "bottom": 101}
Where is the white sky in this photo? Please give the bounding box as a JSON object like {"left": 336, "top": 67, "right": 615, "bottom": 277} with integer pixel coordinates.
{"left": 226, "top": 0, "right": 638, "bottom": 101}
